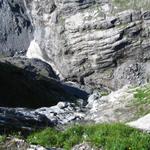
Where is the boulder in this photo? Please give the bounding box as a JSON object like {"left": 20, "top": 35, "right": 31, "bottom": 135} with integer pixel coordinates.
{"left": 85, "top": 85, "right": 136, "bottom": 123}
{"left": 127, "top": 114, "right": 150, "bottom": 132}
{"left": 0, "top": 58, "right": 78, "bottom": 108}
{"left": 0, "top": 138, "right": 60, "bottom": 150}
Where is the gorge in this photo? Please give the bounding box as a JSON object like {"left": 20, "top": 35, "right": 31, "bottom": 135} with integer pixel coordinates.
{"left": 0, "top": 0, "right": 150, "bottom": 150}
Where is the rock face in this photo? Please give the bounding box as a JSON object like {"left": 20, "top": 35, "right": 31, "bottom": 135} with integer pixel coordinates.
{"left": 0, "top": 58, "right": 79, "bottom": 108}
{"left": 85, "top": 85, "right": 136, "bottom": 123}
{"left": 23, "top": 0, "right": 150, "bottom": 89}
{"left": 0, "top": 0, "right": 33, "bottom": 57}
{"left": 0, "top": 138, "right": 60, "bottom": 150}
{"left": 0, "top": 102, "right": 84, "bottom": 131}
{"left": 0, "top": 0, "right": 150, "bottom": 90}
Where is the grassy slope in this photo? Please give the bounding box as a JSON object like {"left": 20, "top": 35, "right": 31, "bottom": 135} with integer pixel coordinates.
{"left": 26, "top": 85, "right": 150, "bottom": 150}
{"left": 27, "top": 123, "right": 150, "bottom": 150}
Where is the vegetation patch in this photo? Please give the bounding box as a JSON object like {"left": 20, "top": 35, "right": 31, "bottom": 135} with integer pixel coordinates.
{"left": 27, "top": 123, "right": 150, "bottom": 150}
{"left": 112, "top": 0, "right": 150, "bottom": 11}
{"left": 0, "top": 135, "right": 6, "bottom": 144}
{"left": 130, "top": 85, "right": 150, "bottom": 118}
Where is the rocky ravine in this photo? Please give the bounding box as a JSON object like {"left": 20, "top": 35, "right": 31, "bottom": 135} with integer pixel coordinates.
{"left": 1, "top": 0, "right": 150, "bottom": 90}
{"left": 0, "top": 0, "right": 150, "bottom": 149}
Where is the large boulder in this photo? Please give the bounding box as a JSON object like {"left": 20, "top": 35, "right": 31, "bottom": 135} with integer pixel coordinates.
{"left": 0, "top": 57, "right": 89, "bottom": 108}
{"left": 127, "top": 113, "right": 150, "bottom": 132}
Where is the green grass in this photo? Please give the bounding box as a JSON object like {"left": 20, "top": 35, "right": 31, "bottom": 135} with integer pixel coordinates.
{"left": 100, "top": 91, "right": 109, "bottom": 96}
{"left": 0, "top": 135, "right": 6, "bottom": 143}
{"left": 134, "top": 86, "right": 150, "bottom": 104}
{"left": 27, "top": 123, "right": 150, "bottom": 150}
{"left": 131, "top": 85, "right": 150, "bottom": 118}
{"left": 112, "top": 0, "right": 150, "bottom": 11}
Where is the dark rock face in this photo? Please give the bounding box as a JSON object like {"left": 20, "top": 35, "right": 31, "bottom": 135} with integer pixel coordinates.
{"left": 0, "top": 102, "right": 84, "bottom": 131}
{"left": 0, "top": 57, "right": 59, "bottom": 80}
{"left": 0, "top": 57, "right": 89, "bottom": 108}
{"left": 0, "top": 59, "right": 74, "bottom": 108}
{"left": 0, "top": 0, "right": 33, "bottom": 57}
{"left": 0, "top": 107, "right": 54, "bottom": 132}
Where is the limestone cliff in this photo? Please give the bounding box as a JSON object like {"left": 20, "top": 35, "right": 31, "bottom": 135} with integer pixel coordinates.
{"left": 25, "top": 0, "right": 150, "bottom": 90}
{"left": 1, "top": 0, "right": 150, "bottom": 90}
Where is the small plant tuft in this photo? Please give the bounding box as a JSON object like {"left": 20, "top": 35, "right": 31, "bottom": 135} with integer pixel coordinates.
{"left": 0, "top": 135, "right": 6, "bottom": 143}
{"left": 131, "top": 85, "right": 150, "bottom": 118}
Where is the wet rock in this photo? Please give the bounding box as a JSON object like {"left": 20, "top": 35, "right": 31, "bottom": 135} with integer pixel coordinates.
{"left": 36, "top": 102, "right": 85, "bottom": 125}
{"left": 0, "top": 107, "right": 54, "bottom": 132}
{"left": 0, "top": 102, "right": 85, "bottom": 131}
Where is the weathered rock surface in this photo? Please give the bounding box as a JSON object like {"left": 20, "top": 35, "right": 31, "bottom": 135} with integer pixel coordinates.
{"left": 72, "top": 142, "right": 96, "bottom": 150}
{"left": 85, "top": 85, "right": 136, "bottom": 123}
{"left": 0, "top": 0, "right": 33, "bottom": 57}
{"left": 0, "top": 57, "right": 59, "bottom": 79}
{"left": 0, "top": 102, "right": 84, "bottom": 131}
{"left": 127, "top": 113, "right": 150, "bottom": 132}
{"left": 0, "top": 1, "right": 150, "bottom": 146}
{"left": 0, "top": 0, "right": 150, "bottom": 89}
{"left": 0, "top": 138, "right": 60, "bottom": 150}
{"left": 23, "top": 0, "right": 150, "bottom": 89}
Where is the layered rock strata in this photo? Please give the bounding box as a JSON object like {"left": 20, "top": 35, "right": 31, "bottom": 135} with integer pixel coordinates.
{"left": 25, "top": 0, "right": 150, "bottom": 89}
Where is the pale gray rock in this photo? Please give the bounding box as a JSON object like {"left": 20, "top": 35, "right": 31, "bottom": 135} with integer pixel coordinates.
{"left": 0, "top": 0, "right": 33, "bottom": 57}
{"left": 23, "top": 0, "right": 150, "bottom": 90}
{"left": 87, "top": 92, "right": 101, "bottom": 108}
{"left": 85, "top": 85, "right": 136, "bottom": 123}
{"left": 72, "top": 142, "right": 96, "bottom": 150}
{"left": 127, "top": 113, "right": 150, "bottom": 132}
{"left": 0, "top": 0, "right": 150, "bottom": 89}
{"left": 36, "top": 102, "right": 85, "bottom": 125}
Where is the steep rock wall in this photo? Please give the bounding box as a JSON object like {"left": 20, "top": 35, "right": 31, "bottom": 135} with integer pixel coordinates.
{"left": 0, "top": 0, "right": 33, "bottom": 57}
{"left": 1, "top": 0, "right": 150, "bottom": 90}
